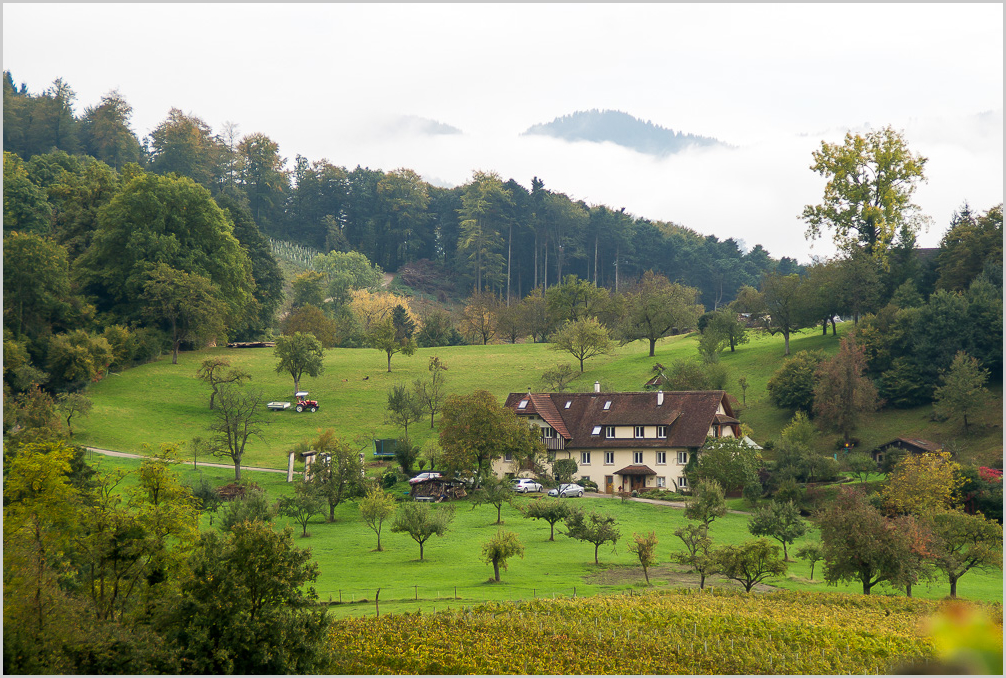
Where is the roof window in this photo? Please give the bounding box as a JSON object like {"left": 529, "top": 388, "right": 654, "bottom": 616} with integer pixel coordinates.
{"left": 603, "top": 401, "right": 612, "bottom": 410}
{"left": 518, "top": 400, "right": 528, "bottom": 409}
{"left": 565, "top": 401, "right": 572, "bottom": 409}
{"left": 591, "top": 426, "right": 602, "bottom": 435}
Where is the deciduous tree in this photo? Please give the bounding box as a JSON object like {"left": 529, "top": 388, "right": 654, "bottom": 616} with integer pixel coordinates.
{"left": 565, "top": 507, "right": 620, "bottom": 565}
{"left": 277, "top": 482, "right": 325, "bottom": 538}
{"left": 306, "top": 430, "right": 364, "bottom": 521}
{"left": 812, "top": 336, "right": 880, "bottom": 444}
{"left": 928, "top": 510, "right": 1003, "bottom": 598}
{"left": 471, "top": 475, "right": 516, "bottom": 525}
{"left": 386, "top": 383, "right": 424, "bottom": 440}
{"left": 747, "top": 500, "right": 807, "bottom": 561}
{"left": 196, "top": 357, "right": 251, "bottom": 410}
{"left": 390, "top": 502, "right": 455, "bottom": 561}
{"left": 414, "top": 356, "right": 448, "bottom": 429}
{"left": 481, "top": 529, "right": 524, "bottom": 582}
{"left": 767, "top": 350, "right": 827, "bottom": 413}
{"left": 359, "top": 486, "right": 397, "bottom": 551}
{"left": 274, "top": 332, "right": 324, "bottom": 392}
{"left": 933, "top": 351, "right": 990, "bottom": 435}
{"left": 627, "top": 531, "right": 659, "bottom": 584}
{"left": 882, "top": 450, "right": 963, "bottom": 516}
{"left": 209, "top": 385, "right": 267, "bottom": 481}
{"left": 713, "top": 539, "right": 788, "bottom": 592}
{"left": 521, "top": 497, "right": 571, "bottom": 541}
{"left": 618, "top": 271, "right": 703, "bottom": 356}
{"left": 683, "top": 479, "right": 727, "bottom": 527}
{"left": 550, "top": 317, "right": 613, "bottom": 372}
{"left": 795, "top": 542, "right": 824, "bottom": 580}
{"left": 802, "top": 126, "right": 928, "bottom": 262}
{"left": 670, "top": 523, "right": 717, "bottom": 589}
{"left": 691, "top": 438, "right": 762, "bottom": 496}
{"left": 438, "top": 389, "right": 544, "bottom": 485}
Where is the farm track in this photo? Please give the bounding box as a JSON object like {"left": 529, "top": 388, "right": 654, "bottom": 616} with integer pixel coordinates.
{"left": 85, "top": 446, "right": 290, "bottom": 474}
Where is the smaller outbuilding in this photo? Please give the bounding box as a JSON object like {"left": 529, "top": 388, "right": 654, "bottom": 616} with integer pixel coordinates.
{"left": 871, "top": 437, "right": 942, "bottom": 464}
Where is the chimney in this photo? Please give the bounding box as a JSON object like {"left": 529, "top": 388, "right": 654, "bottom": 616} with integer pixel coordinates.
{"left": 594, "top": 381, "right": 601, "bottom": 393}
{"left": 657, "top": 390, "right": 664, "bottom": 406}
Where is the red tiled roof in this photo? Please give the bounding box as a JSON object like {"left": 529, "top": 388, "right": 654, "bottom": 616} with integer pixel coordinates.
{"left": 615, "top": 464, "right": 657, "bottom": 476}
{"left": 504, "top": 390, "right": 734, "bottom": 449}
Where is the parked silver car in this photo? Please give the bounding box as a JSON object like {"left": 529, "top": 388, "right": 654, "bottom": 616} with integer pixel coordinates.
{"left": 513, "top": 478, "right": 544, "bottom": 493}
{"left": 548, "top": 483, "right": 584, "bottom": 498}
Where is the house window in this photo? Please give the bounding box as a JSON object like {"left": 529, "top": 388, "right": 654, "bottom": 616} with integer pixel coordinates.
{"left": 657, "top": 477, "right": 666, "bottom": 488}
{"left": 581, "top": 452, "right": 591, "bottom": 465}
{"left": 504, "top": 452, "right": 513, "bottom": 462}
{"left": 543, "top": 428, "right": 556, "bottom": 438}
{"left": 633, "top": 452, "right": 643, "bottom": 464}
{"left": 656, "top": 452, "right": 666, "bottom": 465}
{"left": 678, "top": 476, "right": 688, "bottom": 489}
{"left": 604, "top": 451, "right": 614, "bottom": 465}
{"left": 603, "top": 401, "right": 612, "bottom": 410}
{"left": 605, "top": 426, "right": 615, "bottom": 438}
{"left": 657, "top": 426, "right": 667, "bottom": 438}
{"left": 518, "top": 400, "right": 528, "bottom": 409}
{"left": 634, "top": 426, "right": 645, "bottom": 438}
{"left": 565, "top": 401, "right": 572, "bottom": 409}
{"left": 591, "top": 425, "right": 602, "bottom": 436}
{"left": 677, "top": 452, "right": 689, "bottom": 465}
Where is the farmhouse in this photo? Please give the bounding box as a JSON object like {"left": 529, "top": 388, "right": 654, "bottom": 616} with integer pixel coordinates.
{"left": 494, "top": 383, "right": 741, "bottom": 494}
{"left": 872, "top": 437, "right": 943, "bottom": 464}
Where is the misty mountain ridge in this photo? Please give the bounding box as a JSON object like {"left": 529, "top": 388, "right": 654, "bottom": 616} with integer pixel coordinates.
{"left": 522, "top": 109, "right": 723, "bottom": 156}
{"left": 392, "top": 115, "right": 462, "bottom": 136}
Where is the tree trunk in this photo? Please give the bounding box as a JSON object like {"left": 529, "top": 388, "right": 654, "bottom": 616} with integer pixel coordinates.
{"left": 906, "top": 583, "right": 913, "bottom": 598}
{"left": 579, "top": 357, "right": 585, "bottom": 372}
{"left": 949, "top": 576, "right": 958, "bottom": 598}
{"left": 594, "top": 544, "right": 599, "bottom": 564}
{"left": 493, "top": 558, "right": 501, "bottom": 582}
{"left": 594, "top": 235, "right": 599, "bottom": 286}
{"left": 699, "top": 571, "right": 706, "bottom": 589}
{"left": 387, "top": 351, "right": 392, "bottom": 372}
{"left": 642, "top": 566, "right": 649, "bottom": 585}
{"left": 376, "top": 531, "right": 383, "bottom": 551}
{"left": 549, "top": 523, "right": 555, "bottom": 541}
{"left": 234, "top": 461, "right": 242, "bottom": 482}
{"left": 649, "top": 338, "right": 656, "bottom": 357}
{"left": 419, "top": 541, "right": 425, "bottom": 561}
{"left": 507, "top": 222, "right": 512, "bottom": 306}
{"left": 783, "top": 331, "right": 790, "bottom": 355}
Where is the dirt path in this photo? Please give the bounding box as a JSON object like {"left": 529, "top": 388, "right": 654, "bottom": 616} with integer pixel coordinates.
{"left": 85, "top": 447, "right": 290, "bottom": 475}
{"left": 584, "top": 492, "right": 752, "bottom": 515}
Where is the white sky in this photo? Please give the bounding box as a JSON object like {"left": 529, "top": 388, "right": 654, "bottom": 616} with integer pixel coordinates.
{"left": 4, "top": 3, "right": 1003, "bottom": 263}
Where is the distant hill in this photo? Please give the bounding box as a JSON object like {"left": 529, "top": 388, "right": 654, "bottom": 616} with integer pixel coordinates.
{"left": 395, "top": 115, "right": 462, "bottom": 135}
{"left": 522, "top": 109, "right": 722, "bottom": 156}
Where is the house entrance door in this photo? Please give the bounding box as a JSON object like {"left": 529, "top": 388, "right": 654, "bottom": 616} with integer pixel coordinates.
{"left": 630, "top": 475, "right": 647, "bottom": 492}
{"left": 605, "top": 476, "right": 614, "bottom": 494}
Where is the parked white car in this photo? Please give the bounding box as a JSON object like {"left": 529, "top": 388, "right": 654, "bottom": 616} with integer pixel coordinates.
{"left": 513, "top": 478, "right": 544, "bottom": 493}
{"left": 548, "top": 483, "right": 584, "bottom": 498}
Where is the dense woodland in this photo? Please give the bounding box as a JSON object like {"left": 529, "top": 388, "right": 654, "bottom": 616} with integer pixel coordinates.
{"left": 3, "top": 71, "right": 1004, "bottom": 676}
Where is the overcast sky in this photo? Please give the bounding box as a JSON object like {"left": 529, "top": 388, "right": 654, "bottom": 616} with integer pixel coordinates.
{"left": 4, "top": 3, "right": 1002, "bottom": 263}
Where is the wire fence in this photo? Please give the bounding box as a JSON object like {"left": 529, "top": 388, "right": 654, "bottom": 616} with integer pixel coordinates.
{"left": 318, "top": 583, "right": 583, "bottom": 609}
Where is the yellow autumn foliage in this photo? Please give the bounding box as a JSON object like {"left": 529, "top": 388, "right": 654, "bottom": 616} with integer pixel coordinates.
{"left": 882, "top": 450, "right": 965, "bottom": 516}
{"left": 348, "top": 289, "right": 421, "bottom": 332}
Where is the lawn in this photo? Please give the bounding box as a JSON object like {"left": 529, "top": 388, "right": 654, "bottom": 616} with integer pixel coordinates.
{"left": 75, "top": 323, "right": 1003, "bottom": 470}
{"left": 90, "top": 454, "right": 1006, "bottom": 618}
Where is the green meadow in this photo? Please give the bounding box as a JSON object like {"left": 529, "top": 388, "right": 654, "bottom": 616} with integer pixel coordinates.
{"left": 75, "top": 323, "right": 1003, "bottom": 469}
{"left": 90, "top": 453, "right": 1004, "bottom": 617}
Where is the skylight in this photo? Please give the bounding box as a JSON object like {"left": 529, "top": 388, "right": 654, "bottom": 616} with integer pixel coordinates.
{"left": 603, "top": 401, "right": 611, "bottom": 410}
{"left": 518, "top": 400, "right": 528, "bottom": 409}
{"left": 565, "top": 401, "right": 572, "bottom": 409}
{"left": 591, "top": 426, "right": 602, "bottom": 435}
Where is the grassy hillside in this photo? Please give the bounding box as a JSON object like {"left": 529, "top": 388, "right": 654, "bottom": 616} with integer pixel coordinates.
{"left": 75, "top": 323, "right": 1003, "bottom": 469}
{"left": 86, "top": 454, "right": 1005, "bottom": 610}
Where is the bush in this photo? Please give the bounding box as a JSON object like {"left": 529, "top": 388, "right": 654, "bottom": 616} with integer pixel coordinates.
{"left": 767, "top": 350, "right": 827, "bottom": 412}
{"left": 579, "top": 477, "right": 599, "bottom": 492}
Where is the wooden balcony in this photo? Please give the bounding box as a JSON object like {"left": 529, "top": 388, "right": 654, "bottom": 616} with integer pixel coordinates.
{"left": 542, "top": 436, "right": 566, "bottom": 451}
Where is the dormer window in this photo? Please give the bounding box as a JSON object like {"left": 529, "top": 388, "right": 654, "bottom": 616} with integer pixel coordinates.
{"left": 591, "top": 426, "right": 602, "bottom": 436}
{"left": 518, "top": 400, "right": 528, "bottom": 409}
{"left": 605, "top": 426, "right": 615, "bottom": 438}
{"left": 657, "top": 426, "right": 667, "bottom": 438}
{"left": 634, "top": 426, "right": 645, "bottom": 439}
{"left": 565, "top": 401, "right": 572, "bottom": 409}
{"left": 603, "top": 401, "right": 611, "bottom": 410}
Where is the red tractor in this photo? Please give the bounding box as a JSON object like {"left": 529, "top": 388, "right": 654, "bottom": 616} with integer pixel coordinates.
{"left": 295, "top": 391, "right": 319, "bottom": 413}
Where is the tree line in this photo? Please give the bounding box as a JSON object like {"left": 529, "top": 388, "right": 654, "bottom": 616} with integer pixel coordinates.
{"left": 3, "top": 70, "right": 798, "bottom": 309}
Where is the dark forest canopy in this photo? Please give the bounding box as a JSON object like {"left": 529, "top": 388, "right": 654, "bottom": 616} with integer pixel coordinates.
{"left": 2, "top": 71, "right": 797, "bottom": 309}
